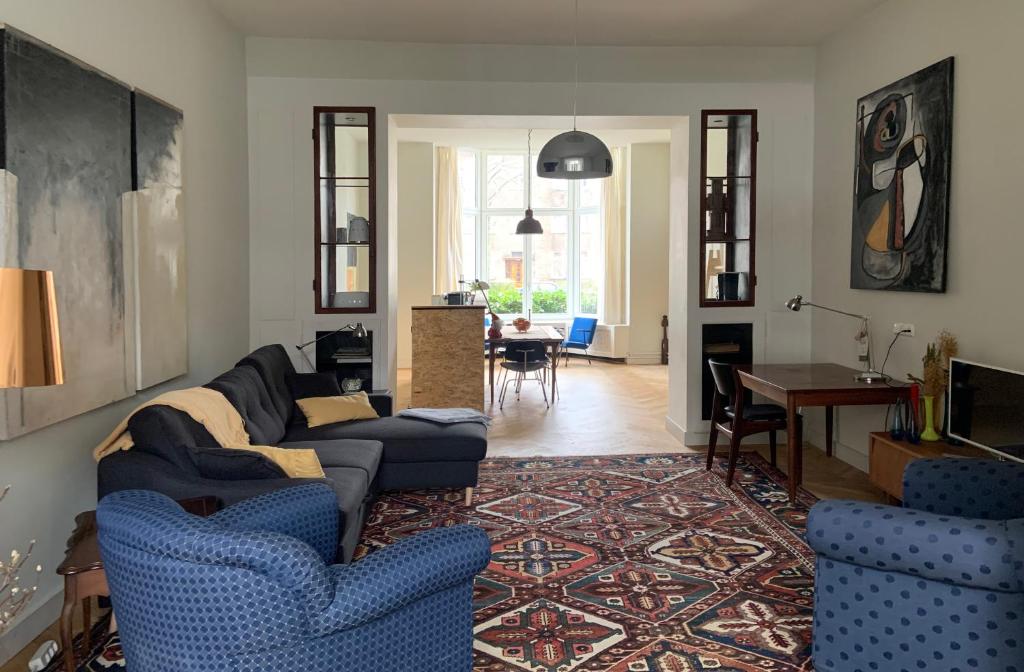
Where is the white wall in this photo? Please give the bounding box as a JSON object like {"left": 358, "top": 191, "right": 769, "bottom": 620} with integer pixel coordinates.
{"left": 0, "top": 1, "right": 248, "bottom": 659}
{"left": 811, "top": 0, "right": 1024, "bottom": 469}
{"left": 396, "top": 142, "right": 435, "bottom": 369}
{"left": 627, "top": 143, "right": 670, "bottom": 364}
{"left": 246, "top": 39, "right": 816, "bottom": 429}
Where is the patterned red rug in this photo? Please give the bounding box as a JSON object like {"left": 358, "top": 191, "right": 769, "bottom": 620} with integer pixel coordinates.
{"left": 356, "top": 452, "right": 818, "bottom": 672}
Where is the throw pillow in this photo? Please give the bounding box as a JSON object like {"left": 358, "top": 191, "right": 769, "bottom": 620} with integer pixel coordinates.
{"left": 191, "top": 446, "right": 287, "bottom": 480}
{"left": 296, "top": 392, "right": 379, "bottom": 428}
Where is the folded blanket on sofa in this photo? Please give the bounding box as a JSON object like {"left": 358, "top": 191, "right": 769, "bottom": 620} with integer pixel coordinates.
{"left": 92, "top": 387, "right": 324, "bottom": 478}
{"left": 397, "top": 408, "right": 492, "bottom": 426}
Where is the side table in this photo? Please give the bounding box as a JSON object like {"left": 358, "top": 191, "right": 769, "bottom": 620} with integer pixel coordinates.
{"left": 867, "top": 431, "right": 990, "bottom": 502}
{"left": 56, "top": 496, "right": 219, "bottom": 672}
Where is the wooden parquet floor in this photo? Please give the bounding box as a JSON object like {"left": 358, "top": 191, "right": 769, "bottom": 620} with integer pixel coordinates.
{"left": 396, "top": 359, "right": 885, "bottom": 503}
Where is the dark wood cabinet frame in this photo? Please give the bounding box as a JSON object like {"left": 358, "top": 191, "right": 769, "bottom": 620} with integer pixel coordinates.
{"left": 699, "top": 109, "right": 758, "bottom": 308}
{"left": 313, "top": 106, "right": 377, "bottom": 314}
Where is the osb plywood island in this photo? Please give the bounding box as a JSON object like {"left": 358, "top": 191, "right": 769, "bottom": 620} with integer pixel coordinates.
{"left": 410, "top": 305, "right": 485, "bottom": 411}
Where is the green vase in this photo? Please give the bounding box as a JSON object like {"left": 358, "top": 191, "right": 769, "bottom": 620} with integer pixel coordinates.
{"left": 921, "top": 395, "right": 941, "bottom": 441}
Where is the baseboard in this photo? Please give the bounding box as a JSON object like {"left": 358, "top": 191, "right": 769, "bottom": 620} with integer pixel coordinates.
{"left": 0, "top": 587, "right": 62, "bottom": 666}
{"left": 625, "top": 353, "right": 663, "bottom": 365}
{"left": 833, "top": 441, "right": 869, "bottom": 472}
{"left": 664, "top": 416, "right": 686, "bottom": 445}
{"left": 683, "top": 428, "right": 710, "bottom": 446}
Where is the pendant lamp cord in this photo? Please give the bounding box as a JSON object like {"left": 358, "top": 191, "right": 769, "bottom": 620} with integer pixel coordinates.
{"left": 527, "top": 128, "right": 533, "bottom": 206}
{"left": 572, "top": 0, "right": 579, "bottom": 131}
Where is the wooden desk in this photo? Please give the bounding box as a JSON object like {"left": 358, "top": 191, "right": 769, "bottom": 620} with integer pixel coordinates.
{"left": 486, "top": 326, "right": 563, "bottom": 403}
{"left": 737, "top": 363, "right": 911, "bottom": 502}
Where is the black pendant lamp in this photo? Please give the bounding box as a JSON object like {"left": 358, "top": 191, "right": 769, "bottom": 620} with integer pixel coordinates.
{"left": 517, "top": 129, "right": 543, "bottom": 235}
{"left": 536, "top": 0, "right": 613, "bottom": 181}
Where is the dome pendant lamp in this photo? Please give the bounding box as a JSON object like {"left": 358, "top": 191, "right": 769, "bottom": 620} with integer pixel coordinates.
{"left": 517, "top": 129, "right": 544, "bottom": 234}
{"left": 536, "top": 0, "right": 613, "bottom": 181}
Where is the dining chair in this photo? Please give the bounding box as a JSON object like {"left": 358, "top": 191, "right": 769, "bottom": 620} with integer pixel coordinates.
{"left": 562, "top": 317, "right": 598, "bottom": 366}
{"left": 499, "top": 340, "right": 550, "bottom": 409}
{"left": 706, "top": 359, "right": 797, "bottom": 485}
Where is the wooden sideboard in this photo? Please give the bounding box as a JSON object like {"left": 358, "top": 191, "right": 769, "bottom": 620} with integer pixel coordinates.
{"left": 868, "top": 431, "right": 990, "bottom": 502}
{"left": 410, "top": 305, "right": 485, "bottom": 411}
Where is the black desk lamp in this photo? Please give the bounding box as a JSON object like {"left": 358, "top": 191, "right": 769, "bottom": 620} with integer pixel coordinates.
{"left": 295, "top": 322, "right": 366, "bottom": 372}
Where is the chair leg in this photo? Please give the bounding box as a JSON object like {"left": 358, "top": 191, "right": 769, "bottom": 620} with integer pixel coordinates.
{"left": 726, "top": 430, "right": 742, "bottom": 486}
{"left": 769, "top": 430, "right": 778, "bottom": 467}
{"left": 586, "top": 347, "right": 592, "bottom": 365}
{"left": 707, "top": 424, "right": 719, "bottom": 471}
{"left": 538, "top": 371, "right": 549, "bottom": 408}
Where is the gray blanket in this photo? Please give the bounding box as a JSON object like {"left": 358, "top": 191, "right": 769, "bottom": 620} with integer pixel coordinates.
{"left": 397, "top": 408, "right": 492, "bottom": 427}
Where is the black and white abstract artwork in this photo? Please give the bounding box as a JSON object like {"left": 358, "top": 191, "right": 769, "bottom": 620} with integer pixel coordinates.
{"left": 850, "top": 58, "right": 954, "bottom": 292}
{"left": 128, "top": 91, "right": 186, "bottom": 390}
{"left": 0, "top": 27, "right": 188, "bottom": 438}
{"left": 0, "top": 28, "right": 134, "bottom": 439}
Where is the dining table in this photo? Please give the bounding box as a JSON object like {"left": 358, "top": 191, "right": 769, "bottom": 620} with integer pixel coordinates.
{"left": 486, "top": 325, "right": 564, "bottom": 403}
{"left": 737, "top": 363, "right": 911, "bottom": 502}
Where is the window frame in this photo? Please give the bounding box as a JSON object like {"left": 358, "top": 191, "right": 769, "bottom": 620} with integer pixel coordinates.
{"left": 459, "top": 148, "right": 602, "bottom": 321}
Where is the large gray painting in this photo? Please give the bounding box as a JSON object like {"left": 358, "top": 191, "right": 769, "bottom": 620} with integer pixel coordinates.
{"left": 128, "top": 91, "right": 186, "bottom": 390}
{"left": 0, "top": 28, "right": 135, "bottom": 439}
{"left": 850, "top": 58, "right": 954, "bottom": 292}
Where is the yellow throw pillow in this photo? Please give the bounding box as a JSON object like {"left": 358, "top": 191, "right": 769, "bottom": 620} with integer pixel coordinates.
{"left": 245, "top": 445, "right": 325, "bottom": 479}
{"left": 296, "top": 392, "right": 379, "bottom": 428}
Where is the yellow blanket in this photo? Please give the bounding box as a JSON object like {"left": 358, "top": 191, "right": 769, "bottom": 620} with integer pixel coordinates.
{"left": 92, "top": 387, "right": 324, "bottom": 479}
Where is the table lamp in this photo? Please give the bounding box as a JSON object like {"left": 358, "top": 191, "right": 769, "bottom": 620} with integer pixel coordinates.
{"left": 0, "top": 268, "right": 64, "bottom": 388}
{"left": 785, "top": 294, "right": 888, "bottom": 384}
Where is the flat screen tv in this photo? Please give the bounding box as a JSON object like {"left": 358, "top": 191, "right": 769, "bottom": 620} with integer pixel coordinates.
{"left": 948, "top": 358, "right": 1024, "bottom": 461}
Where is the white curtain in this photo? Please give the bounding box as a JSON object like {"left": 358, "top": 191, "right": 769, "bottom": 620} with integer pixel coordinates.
{"left": 601, "top": 147, "right": 627, "bottom": 324}
{"left": 434, "top": 146, "right": 463, "bottom": 294}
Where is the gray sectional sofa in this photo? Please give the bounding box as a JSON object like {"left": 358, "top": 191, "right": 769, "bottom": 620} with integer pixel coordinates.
{"left": 97, "top": 344, "right": 488, "bottom": 561}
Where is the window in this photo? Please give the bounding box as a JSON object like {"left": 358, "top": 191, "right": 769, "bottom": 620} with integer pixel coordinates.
{"left": 457, "top": 149, "right": 602, "bottom": 318}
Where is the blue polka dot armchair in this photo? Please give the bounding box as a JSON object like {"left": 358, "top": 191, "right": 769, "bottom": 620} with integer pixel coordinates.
{"left": 96, "top": 484, "right": 492, "bottom": 672}
{"left": 807, "top": 459, "right": 1024, "bottom": 672}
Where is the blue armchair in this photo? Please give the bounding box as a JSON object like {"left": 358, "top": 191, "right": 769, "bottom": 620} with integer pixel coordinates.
{"left": 97, "top": 484, "right": 491, "bottom": 672}
{"left": 562, "top": 317, "right": 598, "bottom": 365}
{"left": 807, "top": 459, "right": 1024, "bottom": 672}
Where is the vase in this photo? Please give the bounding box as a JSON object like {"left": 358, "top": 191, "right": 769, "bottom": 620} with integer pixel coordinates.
{"left": 890, "top": 399, "right": 905, "bottom": 441}
{"left": 920, "top": 395, "right": 941, "bottom": 441}
{"left": 905, "top": 398, "right": 920, "bottom": 444}
{"left": 488, "top": 314, "right": 504, "bottom": 339}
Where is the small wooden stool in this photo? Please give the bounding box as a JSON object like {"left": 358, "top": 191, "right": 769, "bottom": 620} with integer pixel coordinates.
{"left": 56, "top": 497, "right": 219, "bottom": 671}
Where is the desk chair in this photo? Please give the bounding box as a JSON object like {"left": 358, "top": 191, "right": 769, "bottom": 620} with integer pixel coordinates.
{"left": 706, "top": 359, "right": 797, "bottom": 485}
{"left": 499, "top": 340, "right": 550, "bottom": 409}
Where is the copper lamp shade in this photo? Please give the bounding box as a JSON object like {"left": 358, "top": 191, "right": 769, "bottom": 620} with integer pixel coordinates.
{"left": 0, "top": 268, "right": 64, "bottom": 388}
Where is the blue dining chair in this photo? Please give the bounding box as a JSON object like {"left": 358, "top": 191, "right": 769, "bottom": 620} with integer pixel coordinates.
{"left": 562, "top": 317, "right": 598, "bottom": 366}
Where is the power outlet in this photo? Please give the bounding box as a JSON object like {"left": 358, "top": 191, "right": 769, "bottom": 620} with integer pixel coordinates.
{"left": 893, "top": 322, "right": 915, "bottom": 337}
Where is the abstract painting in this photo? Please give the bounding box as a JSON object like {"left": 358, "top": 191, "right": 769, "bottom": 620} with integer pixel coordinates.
{"left": 0, "top": 28, "right": 135, "bottom": 439}
{"left": 850, "top": 58, "right": 954, "bottom": 292}
{"left": 128, "top": 91, "right": 187, "bottom": 389}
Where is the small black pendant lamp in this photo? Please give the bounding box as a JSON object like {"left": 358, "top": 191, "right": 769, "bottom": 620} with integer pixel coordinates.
{"left": 517, "top": 129, "right": 543, "bottom": 235}
{"left": 536, "top": 0, "right": 613, "bottom": 181}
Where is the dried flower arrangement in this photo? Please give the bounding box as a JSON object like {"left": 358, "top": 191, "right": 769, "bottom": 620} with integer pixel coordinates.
{"left": 922, "top": 330, "right": 959, "bottom": 397}
{"left": 0, "top": 485, "right": 42, "bottom": 634}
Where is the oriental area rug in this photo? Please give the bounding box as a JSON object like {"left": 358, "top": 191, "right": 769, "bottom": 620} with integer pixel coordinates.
{"left": 356, "top": 452, "right": 818, "bottom": 672}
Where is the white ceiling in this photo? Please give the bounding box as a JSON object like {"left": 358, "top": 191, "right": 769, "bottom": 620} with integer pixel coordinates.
{"left": 209, "top": 0, "right": 885, "bottom": 47}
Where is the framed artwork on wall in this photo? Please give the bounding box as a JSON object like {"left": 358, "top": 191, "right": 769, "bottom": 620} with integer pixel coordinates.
{"left": 850, "top": 57, "right": 954, "bottom": 293}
